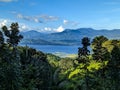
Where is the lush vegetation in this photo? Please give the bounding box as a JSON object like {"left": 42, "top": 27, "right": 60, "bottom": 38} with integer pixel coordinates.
{"left": 0, "top": 23, "right": 120, "bottom": 90}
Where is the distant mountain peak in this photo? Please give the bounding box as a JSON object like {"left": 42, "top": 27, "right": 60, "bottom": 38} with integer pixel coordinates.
{"left": 21, "top": 28, "right": 120, "bottom": 45}
{"left": 27, "top": 30, "right": 39, "bottom": 33}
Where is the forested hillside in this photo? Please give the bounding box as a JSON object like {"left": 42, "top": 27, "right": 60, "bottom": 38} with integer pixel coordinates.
{"left": 0, "top": 23, "right": 120, "bottom": 90}
{"left": 21, "top": 28, "right": 120, "bottom": 45}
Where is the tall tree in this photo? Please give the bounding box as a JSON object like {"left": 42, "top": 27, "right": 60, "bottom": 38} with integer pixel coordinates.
{"left": 0, "top": 31, "right": 4, "bottom": 47}
{"left": 107, "top": 45, "right": 120, "bottom": 90}
{"left": 0, "top": 23, "right": 52, "bottom": 90}
{"left": 92, "top": 36, "right": 109, "bottom": 61}
{"left": 2, "top": 23, "right": 23, "bottom": 47}
{"left": 78, "top": 37, "right": 90, "bottom": 62}
{"left": 92, "top": 36, "right": 110, "bottom": 90}
{"left": 0, "top": 23, "right": 23, "bottom": 90}
{"left": 78, "top": 37, "right": 90, "bottom": 90}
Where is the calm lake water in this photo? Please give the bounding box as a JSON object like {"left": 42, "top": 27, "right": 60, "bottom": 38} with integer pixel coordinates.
{"left": 20, "top": 44, "right": 80, "bottom": 54}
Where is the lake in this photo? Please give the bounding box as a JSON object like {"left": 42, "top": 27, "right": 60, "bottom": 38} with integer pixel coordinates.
{"left": 20, "top": 44, "right": 80, "bottom": 54}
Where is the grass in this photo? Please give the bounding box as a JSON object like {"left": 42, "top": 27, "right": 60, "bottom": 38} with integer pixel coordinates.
{"left": 53, "top": 52, "right": 77, "bottom": 58}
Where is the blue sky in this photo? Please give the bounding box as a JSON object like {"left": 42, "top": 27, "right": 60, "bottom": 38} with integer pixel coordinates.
{"left": 0, "top": 0, "right": 120, "bottom": 32}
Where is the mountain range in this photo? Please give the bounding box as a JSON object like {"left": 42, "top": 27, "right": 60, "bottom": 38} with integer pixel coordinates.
{"left": 20, "top": 28, "right": 120, "bottom": 45}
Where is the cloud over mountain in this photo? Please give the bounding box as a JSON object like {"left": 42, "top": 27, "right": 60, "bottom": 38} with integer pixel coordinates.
{"left": 56, "top": 25, "right": 64, "bottom": 32}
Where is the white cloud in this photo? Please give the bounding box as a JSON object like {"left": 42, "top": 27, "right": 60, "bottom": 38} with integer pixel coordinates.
{"left": 0, "top": 18, "right": 31, "bottom": 31}
{"left": 42, "top": 26, "right": 64, "bottom": 33}
{"left": 17, "top": 14, "right": 43, "bottom": 23}
{"left": 63, "top": 19, "right": 79, "bottom": 27}
{"left": 33, "top": 18, "right": 41, "bottom": 23}
{"left": 56, "top": 25, "right": 64, "bottom": 32}
{"left": 0, "top": 0, "right": 17, "bottom": 2}
{"left": 44, "top": 27, "right": 52, "bottom": 31}
{"left": 39, "top": 15, "right": 58, "bottom": 21}
{"left": 0, "top": 20, "right": 8, "bottom": 26}
{"left": 19, "top": 24, "right": 30, "bottom": 31}
{"left": 63, "top": 20, "right": 69, "bottom": 24}
{"left": 0, "top": 19, "right": 9, "bottom": 29}
{"left": 15, "top": 13, "right": 59, "bottom": 23}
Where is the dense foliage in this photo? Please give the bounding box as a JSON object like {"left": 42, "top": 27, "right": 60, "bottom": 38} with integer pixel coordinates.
{"left": 0, "top": 23, "right": 120, "bottom": 90}
{"left": 0, "top": 23, "right": 52, "bottom": 90}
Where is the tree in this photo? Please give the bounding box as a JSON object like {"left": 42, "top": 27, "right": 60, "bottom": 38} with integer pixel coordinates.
{"left": 92, "top": 36, "right": 109, "bottom": 61}
{"left": 92, "top": 35, "right": 108, "bottom": 47}
{"left": 107, "top": 45, "right": 120, "bottom": 90}
{"left": 18, "top": 46, "right": 52, "bottom": 90}
{"left": 0, "top": 23, "right": 53, "bottom": 90}
{"left": 78, "top": 37, "right": 90, "bottom": 63}
{"left": 78, "top": 37, "right": 90, "bottom": 90}
{"left": 0, "top": 31, "right": 4, "bottom": 47}
{"left": 2, "top": 23, "right": 23, "bottom": 47}
{"left": 92, "top": 46, "right": 110, "bottom": 61}
{"left": 0, "top": 23, "right": 23, "bottom": 90}
{"left": 92, "top": 36, "right": 111, "bottom": 89}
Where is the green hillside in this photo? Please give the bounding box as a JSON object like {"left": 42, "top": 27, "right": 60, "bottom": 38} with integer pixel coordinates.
{"left": 0, "top": 23, "right": 120, "bottom": 90}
